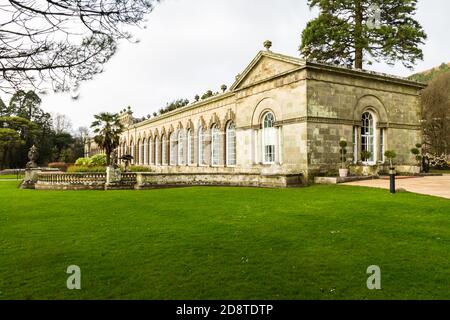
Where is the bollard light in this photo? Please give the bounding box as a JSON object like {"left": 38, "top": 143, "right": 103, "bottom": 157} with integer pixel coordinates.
{"left": 389, "top": 167, "right": 396, "bottom": 194}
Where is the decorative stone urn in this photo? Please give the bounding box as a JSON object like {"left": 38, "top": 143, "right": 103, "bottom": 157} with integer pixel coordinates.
{"left": 339, "top": 168, "right": 349, "bottom": 178}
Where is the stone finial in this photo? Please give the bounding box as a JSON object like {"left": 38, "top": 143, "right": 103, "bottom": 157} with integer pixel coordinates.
{"left": 263, "top": 40, "right": 272, "bottom": 51}
{"left": 221, "top": 84, "right": 227, "bottom": 93}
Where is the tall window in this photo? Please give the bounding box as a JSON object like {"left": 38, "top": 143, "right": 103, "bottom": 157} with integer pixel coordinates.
{"left": 361, "top": 112, "right": 375, "bottom": 163}
{"left": 379, "top": 128, "right": 385, "bottom": 162}
{"left": 187, "top": 129, "right": 194, "bottom": 165}
{"left": 155, "top": 138, "right": 160, "bottom": 165}
{"left": 226, "top": 122, "right": 236, "bottom": 166}
{"left": 198, "top": 127, "right": 206, "bottom": 166}
{"left": 129, "top": 142, "right": 134, "bottom": 164}
{"left": 140, "top": 139, "right": 145, "bottom": 165}
{"left": 353, "top": 126, "right": 358, "bottom": 163}
{"left": 178, "top": 130, "right": 185, "bottom": 165}
{"left": 161, "top": 135, "right": 167, "bottom": 165}
{"left": 148, "top": 138, "right": 153, "bottom": 165}
{"left": 170, "top": 133, "right": 176, "bottom": 165}
{"left": 211, "top": 126, "right": 220, "bottom": 166}
{"left": 262, "top": 112, "right": 276, "bottom": 164}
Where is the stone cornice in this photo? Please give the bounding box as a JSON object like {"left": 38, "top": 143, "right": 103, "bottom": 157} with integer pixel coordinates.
{"left": 238, "top": 116, "right": 421, "bottom": 131}
{"left": 306, "top": 61, "right": 427, "bottom": 89}
{"left": 129, "top": 92, "right": 235, "bottom": 130}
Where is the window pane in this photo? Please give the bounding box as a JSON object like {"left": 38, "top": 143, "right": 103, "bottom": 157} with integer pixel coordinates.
{"left": 178, "top": 131, "right": 185, "bottom": 165}
{"left": 226, "top": 123, "right": 236, "bottom": 166}
{"left": 361, "top": 112, "right": 375, "bottom": 162}
{"left": 161, "top": 136, "right": 167, "bottom": 165}
{"left": 211, "top": 126, "right": 220, "bottom": 166}
{"left": 262, "top": 113, "right": 276, "bottom": 163}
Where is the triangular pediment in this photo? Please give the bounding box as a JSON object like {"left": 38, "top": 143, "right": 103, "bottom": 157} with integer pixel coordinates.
{"left": 230, "top": 51, "right": 305, "bottom": 90}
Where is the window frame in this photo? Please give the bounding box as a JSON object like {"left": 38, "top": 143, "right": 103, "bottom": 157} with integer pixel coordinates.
{"left": 161, "top": 135, "right": 167, "bottom": 165}
{"left": 361, "top": 111, "right": 377, "bottom": 165}
{"left": 226, "top": 121, "right": 236, "bottom": 166}
{"left": 187, "top": 129, "right": 195, "bottom": 166}
{"left": 262, "top": 112, "right": 276, "bottom": 164}
{"left": 211, "top": 125, "right": 220, "bottom": 167}
{"left": 178, "top": 130, "right": 185, "bottom": 165}
{"left": 198, "top": 126, "right": 206, "bottom": 166}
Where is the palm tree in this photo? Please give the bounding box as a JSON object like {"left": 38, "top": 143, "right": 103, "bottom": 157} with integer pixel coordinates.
{"left": 90, "top": 113, "right": 123, "bottom": 166}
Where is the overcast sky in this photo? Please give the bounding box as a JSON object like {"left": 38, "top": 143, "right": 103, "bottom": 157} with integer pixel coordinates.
{"left": 39, "top": 0, "right": 450, "bottom": 129}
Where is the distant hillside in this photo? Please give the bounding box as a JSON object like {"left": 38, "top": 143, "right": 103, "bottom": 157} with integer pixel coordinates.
{"left": 409, "top": 62, "right": 450, "bottom": 83}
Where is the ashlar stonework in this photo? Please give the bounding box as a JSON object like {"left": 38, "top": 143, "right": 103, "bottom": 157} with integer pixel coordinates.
{"left": 86, "top": 47, "right": 426, "bottom": 186}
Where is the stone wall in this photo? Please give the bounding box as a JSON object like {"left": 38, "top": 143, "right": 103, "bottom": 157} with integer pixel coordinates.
{"left": 34, "top": 171, "right": 305, "bottom": 190}
{"left": 304, "top": 63, "right": 424, "bottom": 178}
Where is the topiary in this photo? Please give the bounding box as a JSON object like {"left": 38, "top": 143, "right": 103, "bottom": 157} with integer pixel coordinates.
{"left": 384, "top": 150, "right": 397, "bottom": 169}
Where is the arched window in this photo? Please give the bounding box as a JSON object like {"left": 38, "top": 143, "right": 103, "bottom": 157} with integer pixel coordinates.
{"left": 170, "top": 133, "right": 176, "bottom": 165}
{"left": 148, "top": 138, "right": 153, "bottom": 165}
{"left": 161, "top": 135, "right": 167, "bottom": 165}
{"left": 198, "top": 127, "right": 206, "bottom": 166}
{"left": 155, "top": 137, "right": 160, "bottom": 165}
{"left": 226, "top": 122, "right": 236, "bottom": 166}
{"left": 211, "top": 125, "right": 220, "bottom": 166}
{"left": 178, "top": 130, "right": 185, "bottom": 165}
{"left": 129, "top": 140, "right": 135, "bottom": 164}
{"left": 140, "top": 139, "right": 146, "bottom": 165}
{"left": 187, "top": 129, "right": 195, "bottom": 165}
{"left": 262, "top": 112, "right": 276, "bottom": 164}
{"left": 361, "top": 112, "right": 375, "bottom": 163}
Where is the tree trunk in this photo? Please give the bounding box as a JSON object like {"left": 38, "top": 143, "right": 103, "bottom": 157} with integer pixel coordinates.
{"left": 354, "top": 0, "right": 363, "bottom": 69}
{"left": 106, "top": 148, "right": 111, "bottom": 166}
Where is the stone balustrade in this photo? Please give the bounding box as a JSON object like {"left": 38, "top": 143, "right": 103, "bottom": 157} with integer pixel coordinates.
{"left": 36, "top": 172, "right": 108, "bottom": 190}
{"left": 33, "top": 171, "right": 303, "bottom": 190}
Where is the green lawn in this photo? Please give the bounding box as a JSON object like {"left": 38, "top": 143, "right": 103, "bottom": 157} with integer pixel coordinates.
{"left": 0, "top": 174, "right": 24, "bottom": 180}
{"left": 0, "top": 181, "right": 449, "bottom": 300}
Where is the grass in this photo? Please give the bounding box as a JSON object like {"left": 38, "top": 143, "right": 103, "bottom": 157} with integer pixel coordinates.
{"left": 0, "top": 181, "right": 449, "bottom": 300}
{"left": 0, "top": 174, "right": 24, "bottom": 180}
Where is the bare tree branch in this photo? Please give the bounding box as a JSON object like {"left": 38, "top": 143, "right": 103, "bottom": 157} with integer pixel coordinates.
{"left": 0, "top": 0, "right": 159, "bottom": 94}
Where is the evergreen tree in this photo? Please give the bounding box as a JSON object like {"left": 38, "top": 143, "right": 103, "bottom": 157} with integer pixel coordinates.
{"left": 300, "top": 0, "right": 427, "bottom": 69}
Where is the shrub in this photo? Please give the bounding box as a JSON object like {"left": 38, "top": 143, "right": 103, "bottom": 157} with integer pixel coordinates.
{"left": 126, "top": 166, "right": 152, "bottom": 172}
{"left": 67, "top": 165, "right": 106, "bottom": 173}
{"left": 48, "top": 162, "right": 69, "bottom": 172}
{"left": 360, "top": 151, "right": 372, "bottom": 162}
{"left": 426, "top": 153, "right": 450, "bottom": 169}
{"left": 384, "top": 150, "right": 397, "bottom": 168}
{"left": 90, "top": 154, "right": 107, "bottom": 166}
{"left": 75, "top": 157, "right": 91, "bottom": 166}
{"left": 339, "top": 138, "right": 348, "bottom": 169}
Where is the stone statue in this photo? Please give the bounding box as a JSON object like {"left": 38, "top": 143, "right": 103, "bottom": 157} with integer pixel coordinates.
{"left": 26, "top": 145, "right": 39, "bottom": 169}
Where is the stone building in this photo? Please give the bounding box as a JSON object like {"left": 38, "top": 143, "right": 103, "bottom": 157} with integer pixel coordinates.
{"left": 86, "top": 43, "right": 426, "bottom": 186}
